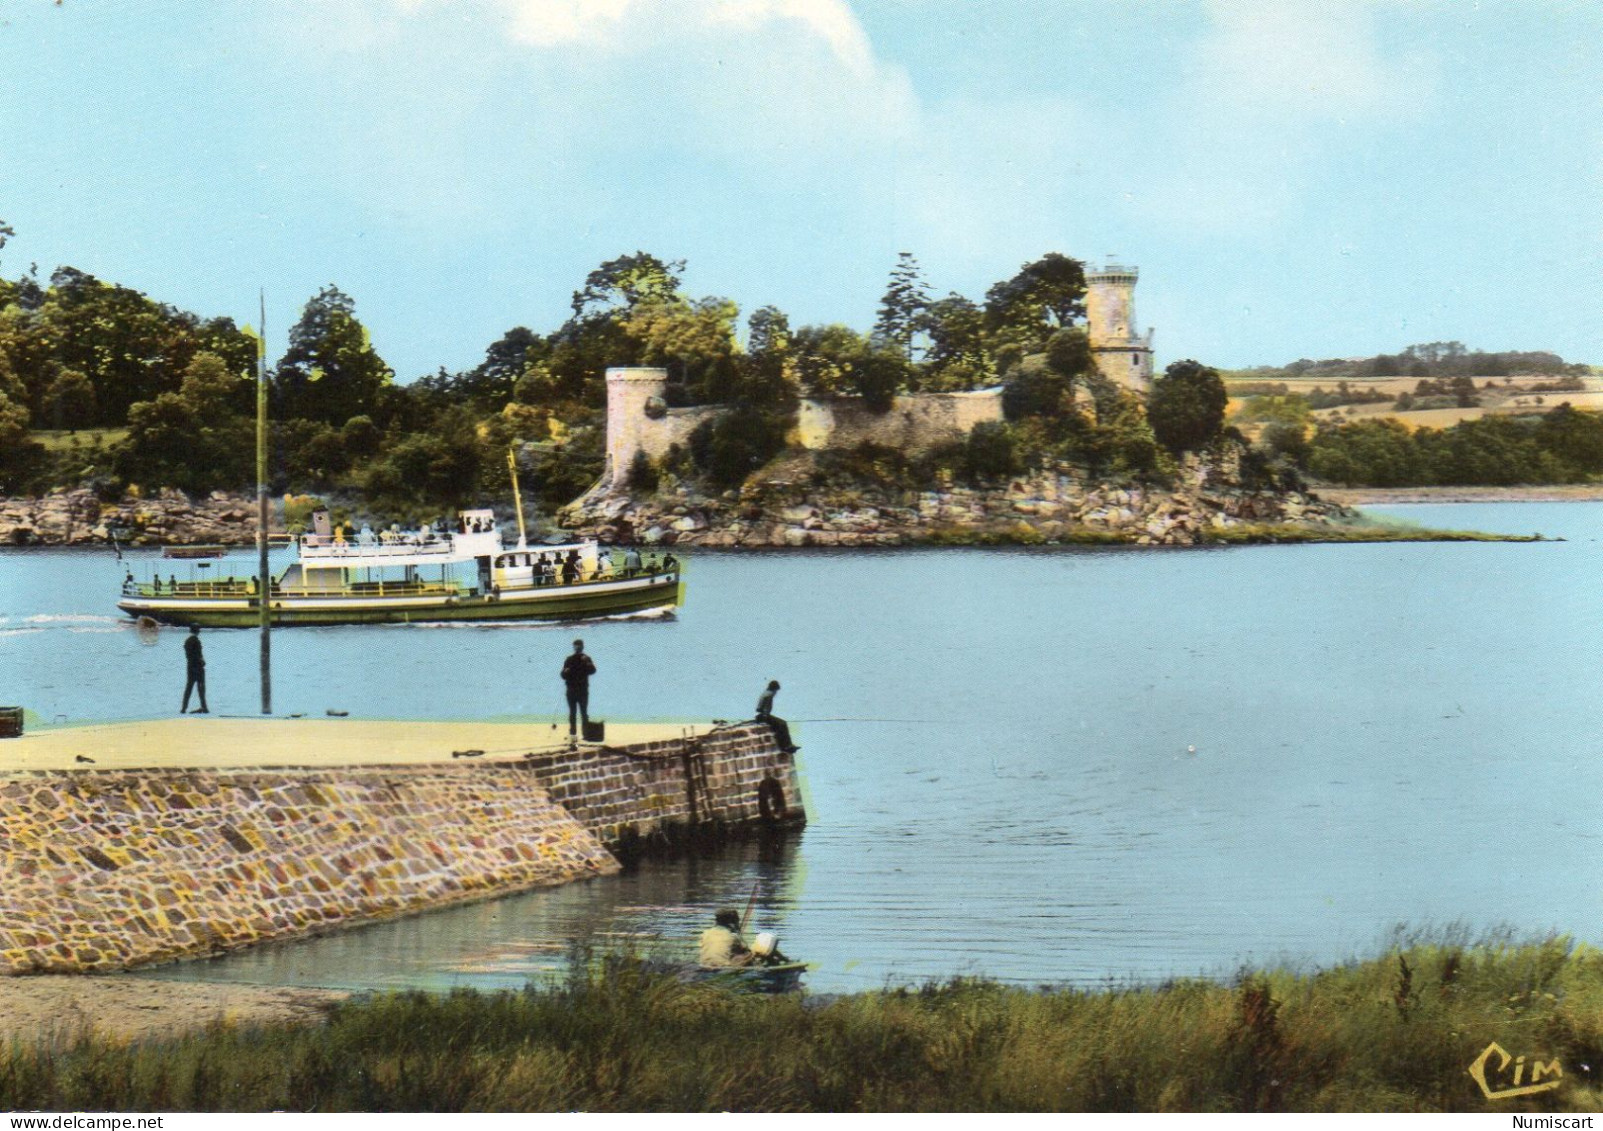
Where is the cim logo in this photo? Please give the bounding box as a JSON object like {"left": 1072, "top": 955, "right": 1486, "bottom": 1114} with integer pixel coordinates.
{"left": 1468, "top": 1041, "right": 1564, "bottom": 1100}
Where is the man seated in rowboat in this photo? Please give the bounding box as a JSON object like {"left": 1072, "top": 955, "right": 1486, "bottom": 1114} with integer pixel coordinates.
{"left": 698, "top": 909, "right": 753, "bottom": 969}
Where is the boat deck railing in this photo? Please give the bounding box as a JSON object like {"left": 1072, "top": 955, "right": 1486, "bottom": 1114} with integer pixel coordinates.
{"left": 299, "top": 534, "right": 458, "bottom": 559}
{"left": 122, "top": 568, "right": 681, "bottom": 602}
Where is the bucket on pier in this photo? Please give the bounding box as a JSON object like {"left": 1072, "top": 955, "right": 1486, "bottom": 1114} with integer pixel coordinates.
{"left": 0, "top": 707, "right": 22, "bottom": 739}
{"left": 582, "top": 719, "right": 606, "bottom": 743}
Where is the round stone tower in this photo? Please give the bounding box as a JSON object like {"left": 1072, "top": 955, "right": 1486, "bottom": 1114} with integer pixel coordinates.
{"left": 604, "top": 367, "right": 669, "bottom": 487}
{"left": 1086, "top": 261, "right": 1155, "bottom": 393}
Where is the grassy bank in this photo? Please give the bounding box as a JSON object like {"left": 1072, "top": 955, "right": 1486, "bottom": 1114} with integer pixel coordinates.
{"left": 4, "top": 938, "right": 1602, "bottom": 1112}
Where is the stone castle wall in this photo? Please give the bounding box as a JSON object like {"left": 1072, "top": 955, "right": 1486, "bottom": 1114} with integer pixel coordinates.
{"left": 792, "top": 389, "right": 1003, "bottom": 452}
{"left": 0, "top": 726, "right": 805, "bottom": 974}
{"left": 597, "top": 367, "right": 1004, "bottom": 493}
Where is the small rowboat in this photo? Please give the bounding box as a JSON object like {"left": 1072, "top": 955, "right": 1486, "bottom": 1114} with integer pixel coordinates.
{"left": 682, "top": 961, "right": 807, "bottom": 994}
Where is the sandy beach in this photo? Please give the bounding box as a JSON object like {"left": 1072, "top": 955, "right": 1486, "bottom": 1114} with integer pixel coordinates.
{"left": 0, "top": 976, "right": 348, "bottom": 1044}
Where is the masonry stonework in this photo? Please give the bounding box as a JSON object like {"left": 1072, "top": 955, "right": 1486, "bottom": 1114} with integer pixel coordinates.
{"left": 0, "top": 726, "right": 804, "bottom": 974}
{"left": 522, "top": 722, "right": 804, "bottom": 848}
{"left": 1086, "top": 261, "right": 1155, "bottom": 392}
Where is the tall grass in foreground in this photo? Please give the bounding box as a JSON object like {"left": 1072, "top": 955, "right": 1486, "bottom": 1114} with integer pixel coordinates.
{"left": 5, "top": 937, "right": 1603, "bottom": 1112}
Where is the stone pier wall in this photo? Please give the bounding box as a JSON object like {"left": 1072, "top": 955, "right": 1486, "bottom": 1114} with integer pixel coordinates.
{"left": 0, "top": 725, "right": 807, "bottom": 974}
{"left": 520, "top": 722, "right": 806, "bottom": 847}
{"left": 0, "top": 765, "right": 618, "bottom": 974}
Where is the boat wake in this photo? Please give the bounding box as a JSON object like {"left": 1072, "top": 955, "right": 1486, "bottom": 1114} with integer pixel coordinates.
{"left": 22, "top": 614, "right": 126, "bottom": 626}
{"left": 398, "top": 607, "right": 677, "bottom": 630}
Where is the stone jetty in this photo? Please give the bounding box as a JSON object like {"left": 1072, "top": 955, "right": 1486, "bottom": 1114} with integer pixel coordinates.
{"left": 0, "top": 717, "right": 804, "bottom": 974}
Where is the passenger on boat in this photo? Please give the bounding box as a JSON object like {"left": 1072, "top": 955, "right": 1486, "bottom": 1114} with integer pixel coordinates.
{"left": 168, "top": 574, "right": 178, "bottom": 592}
{"left": 624, "top": 547, "right": 642, "bottom": 577}
{"left": 597, "top": 549, "right": 613, "bottom": 577}
{"left": 561, "top": 552, "right": 579, "bottom": 585}
{"left": 663, "top": 552, "right": 679, "bottom": 573}
{"left": 698, "top": 909, "right": 752, "bottom": 969}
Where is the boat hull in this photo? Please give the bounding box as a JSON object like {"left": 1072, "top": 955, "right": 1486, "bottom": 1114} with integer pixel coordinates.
{"left": 118, "top": 574, "right": 684, "bottom": 628}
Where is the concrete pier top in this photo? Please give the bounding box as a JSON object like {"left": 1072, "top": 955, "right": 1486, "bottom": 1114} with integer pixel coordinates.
{"left": 0, "top": 717, "right": 716, "bottom": 772}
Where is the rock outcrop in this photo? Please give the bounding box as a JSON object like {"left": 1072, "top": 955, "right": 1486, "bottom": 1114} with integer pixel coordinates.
{"left": 0, "top": 489, "right": 260, "bottom": 548}
{"left": 559, "top": 456, "right": 1352, "bottom": 548}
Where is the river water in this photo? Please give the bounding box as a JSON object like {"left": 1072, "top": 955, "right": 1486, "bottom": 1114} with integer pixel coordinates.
{"left": 1, "top": 502, "right": 1600, "bottom": 993}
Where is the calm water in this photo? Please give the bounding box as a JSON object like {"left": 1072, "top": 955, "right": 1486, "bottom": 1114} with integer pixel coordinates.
{"left": 2, "top": 502, "right": 1601, "bottom": 992}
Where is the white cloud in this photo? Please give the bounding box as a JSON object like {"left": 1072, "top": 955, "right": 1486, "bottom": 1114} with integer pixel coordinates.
{"left": 499, "top": 0, "right": 631, "bottom": 49}
{"left": 1131, "top": 0, "right": 1440, "bottom": 235}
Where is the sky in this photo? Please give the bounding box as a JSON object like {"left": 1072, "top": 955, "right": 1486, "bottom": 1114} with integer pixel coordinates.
{"left": 0, "top": 0, "right": 1599, "bottom": 380}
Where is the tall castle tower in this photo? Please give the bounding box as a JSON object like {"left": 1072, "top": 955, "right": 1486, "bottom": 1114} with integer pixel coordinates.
{"left": 603, "top": 367, "right": 669, "bottom": 488}
{"left": 1086, "top": 261, "right": 1155, "bottom": 392}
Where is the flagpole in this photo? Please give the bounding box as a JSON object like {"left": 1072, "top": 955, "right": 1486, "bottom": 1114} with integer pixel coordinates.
{"left": 257, "top": 290, "right": 272, "bottom": 715}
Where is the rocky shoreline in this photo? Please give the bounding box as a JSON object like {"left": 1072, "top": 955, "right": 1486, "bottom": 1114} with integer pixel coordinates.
{"left": 4, "top": 466, "right": 1538, "bottom": 551}
{"left": 561, "top": 459, "right": 1361, "bottom": 548}
{"left": 0, "top": 488, "right": 260, "bottom": 547}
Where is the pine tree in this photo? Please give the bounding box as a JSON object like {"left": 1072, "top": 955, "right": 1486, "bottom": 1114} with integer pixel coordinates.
{"left": 874, "top": 252, "right": 931, "bottom": 362}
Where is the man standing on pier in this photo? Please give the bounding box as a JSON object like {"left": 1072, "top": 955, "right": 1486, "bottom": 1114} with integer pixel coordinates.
{"left": 181, "top": 626, "right": 209, "bottom": 714}
{"left": 561, "top": 638, "right": 596, "bottom": 738}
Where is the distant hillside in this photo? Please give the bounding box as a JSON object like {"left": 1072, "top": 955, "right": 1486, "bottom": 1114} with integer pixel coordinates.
{"left": 1223, "top": 341, "right": 1591, "bottom": 384}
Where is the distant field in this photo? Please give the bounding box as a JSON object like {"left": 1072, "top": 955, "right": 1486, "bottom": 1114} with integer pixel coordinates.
{"left": 1228, "top": 377, "right": 1603, "bottom": 432}
{"left": 28, "top": 428, "right": 127, "bottom": 451}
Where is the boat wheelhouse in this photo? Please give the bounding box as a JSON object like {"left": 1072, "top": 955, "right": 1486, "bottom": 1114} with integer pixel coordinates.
{"left": 116, "top": 509, "right": 683, "bottom": 628}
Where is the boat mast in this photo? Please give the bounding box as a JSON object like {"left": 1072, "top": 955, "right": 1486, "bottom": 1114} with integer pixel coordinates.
{"left": 257, "top": 290, "right": 272, "bottom": 715}
{"left": 507, "top": 447, "right": 528, "bottom": 549}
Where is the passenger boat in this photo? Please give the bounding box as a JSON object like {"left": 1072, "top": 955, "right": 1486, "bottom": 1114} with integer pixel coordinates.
{"left": 116, "top": 508, "right": 683, "bottom": 628}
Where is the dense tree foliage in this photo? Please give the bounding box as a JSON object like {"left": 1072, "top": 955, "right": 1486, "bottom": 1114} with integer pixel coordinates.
{"left": 1231, "top": 341, "right": 1588, "bottom": 384}
{"left": 1301, "top": 408, "right": 1603, "bottom": 486}
{"left": 9, "top": 219, "right": 1593, "bottom": 507}
{"left": 275, "top": 286, "right": 394, "bottom": 426}
{"left": 1147, "top": 360, "right": 1228, "bottom": 455}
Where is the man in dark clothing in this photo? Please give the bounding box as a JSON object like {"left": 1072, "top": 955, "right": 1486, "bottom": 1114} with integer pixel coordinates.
{"left": 182, "top": 626, "right": 209, "bottom": 714}
{"left": 561, "top": 638, "right": 596, "bottom": 737}
{"left": 755, "top": 679, "right": 797, "bottom": 753}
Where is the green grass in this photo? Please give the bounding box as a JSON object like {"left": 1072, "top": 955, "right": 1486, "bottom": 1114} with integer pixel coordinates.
{"left": 5, "top": 938, "right": 1603, "bottom": 1111}
{"left": 28, "top": 428, "right": 128, "bottom": 453}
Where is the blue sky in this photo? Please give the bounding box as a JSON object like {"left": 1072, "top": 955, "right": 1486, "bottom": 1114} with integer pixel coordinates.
{"left": 1, "top": 0, "right": 1598, "bottom": 380}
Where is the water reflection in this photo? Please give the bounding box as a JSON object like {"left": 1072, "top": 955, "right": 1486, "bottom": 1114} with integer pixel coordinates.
{"left": 142, "top": 833, "right": 806, "bottom": 992}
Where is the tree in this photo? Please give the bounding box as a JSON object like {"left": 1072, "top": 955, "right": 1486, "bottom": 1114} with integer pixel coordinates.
{"left": 42, "top": 367, "right": 95, "bottom": 431}
{"left": 571, "top": 252, "right": 684, "bottom": 320}
{"left": 922, "top": 293, "right": 993, "bottom": 391}
{"left": 873, "top": 252, "right": 931, "bottom": 361}
{"left": 792, "top": 324, "right": 870, "bottom": 398}
{"left": 687, "top": 404, "right": 788, "bottom": 487}
{"left": 1147, "top": 359, "right": 1228, "bottom": 455}
{"left": 747, "top": 305, "right": 791, "bottom": 359}
{"left": 466, "top": 326, "right": 544, "bottom": 404}
{"left": 119, "top": 352, "right": 254, "bottom": 493}
{"left": 275, "top": 286, "right": 393, "bottom": 426}
{"left": 984, "top": 253, "right": 1088, "bottom": 350}
{"left": 1536, "top": 403, "right": 1603, "bottom": 476}
{"left": 624, "top": 296, "right": 743, "bottom": 404}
